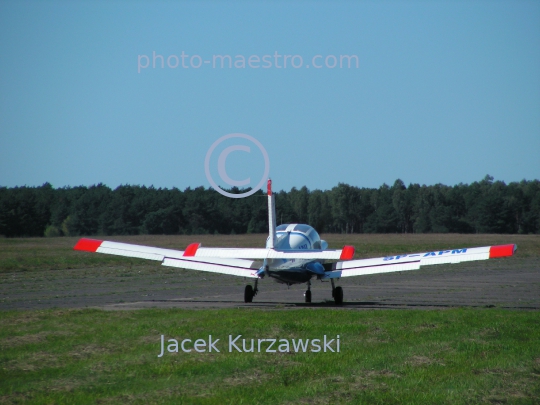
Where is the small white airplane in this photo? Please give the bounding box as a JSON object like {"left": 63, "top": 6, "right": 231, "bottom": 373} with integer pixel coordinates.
{"left": 74, "top": 179, "right": 517, "bottom": 304}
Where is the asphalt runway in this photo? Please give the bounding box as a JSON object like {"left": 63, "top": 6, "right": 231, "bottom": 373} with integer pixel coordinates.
{"left": 1, "top": 256, "right": 538, "bottom": 311}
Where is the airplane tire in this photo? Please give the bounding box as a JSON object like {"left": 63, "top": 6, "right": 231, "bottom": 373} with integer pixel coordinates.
{"left": 244, "top": 285, "right": 254, "bottom": 303}
{"left": 333, "top": 287, "right": 343, "bottom": 305}
{"left": 305, "top": 290, "right": 312, "bottom": 303}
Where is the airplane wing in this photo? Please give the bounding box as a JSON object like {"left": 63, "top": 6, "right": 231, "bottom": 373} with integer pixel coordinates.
{"left": 73, "top": 238, "right": 260, "bottom": 278}
{"left": 321, "top": 244, "right": 517, "bottom": 279}
{"left": 73, "top": 239, "right": 354, "bottom": 278}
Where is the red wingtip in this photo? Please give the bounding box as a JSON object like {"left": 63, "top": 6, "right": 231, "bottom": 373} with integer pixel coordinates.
{"left": 267, "top": 179, "right": 272, "bottom": 196}
{"left": 340, "top": 245, "right": 355, "bottom": 260}
{"left": 183, "top": 243, "right": 201, "bottom": 257}
{"left": 489, "top": 244, "right": 517, "bottom": 258}
{"left": 74, "top": 238, "right": 103, "bottom": 252}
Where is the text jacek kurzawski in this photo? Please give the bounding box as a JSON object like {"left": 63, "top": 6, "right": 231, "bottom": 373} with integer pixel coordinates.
{"left": 157, "top": 335, "right": 340, "bottom": 357}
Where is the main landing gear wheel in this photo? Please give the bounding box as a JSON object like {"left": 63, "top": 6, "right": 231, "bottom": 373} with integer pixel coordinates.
{"left": 305, "top": 290, "right": 312, "bottom": 303}
{"left": 304, "top": 280, "right": 312, "bottom": 303}
{"left": 333, "top": 286, "right": 343, "bottom": 305}
{"left": 244, "top": 285, "right": 254, "bottom": 303}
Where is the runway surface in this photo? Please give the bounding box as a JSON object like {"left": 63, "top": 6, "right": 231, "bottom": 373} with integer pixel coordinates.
{"left": 1, "top": 256, "right": 538, "bottom": 311}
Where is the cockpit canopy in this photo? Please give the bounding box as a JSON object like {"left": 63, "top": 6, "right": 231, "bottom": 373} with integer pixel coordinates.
{"left": 271, "top": 223, "right": 324, "bottom": 250}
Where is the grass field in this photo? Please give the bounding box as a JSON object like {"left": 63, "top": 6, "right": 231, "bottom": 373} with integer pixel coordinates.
{"left": 1, "top": 234, "right": 539, "bottom": 404}
{"left": 1, "top": 308, "right": 539, "bottom": 404}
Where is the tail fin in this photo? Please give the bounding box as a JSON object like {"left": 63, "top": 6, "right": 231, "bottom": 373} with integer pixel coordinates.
{"left": 267, "top": 179, "right": 277, "bottom": 249}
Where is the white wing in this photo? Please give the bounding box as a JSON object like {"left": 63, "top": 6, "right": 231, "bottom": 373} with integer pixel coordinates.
{"left": 74, "top": 239, "right": 354, "bottom": 260}
{"left": 322, "top": 244, "right": 517, "bottom": 279}
{"left": 74, "top": 238, "right": 259, "bottom": 278}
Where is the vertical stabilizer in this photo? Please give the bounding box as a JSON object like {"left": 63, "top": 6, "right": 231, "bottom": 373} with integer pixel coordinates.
{"left": 267, "top": 179, "right": 277, "bottom": 249}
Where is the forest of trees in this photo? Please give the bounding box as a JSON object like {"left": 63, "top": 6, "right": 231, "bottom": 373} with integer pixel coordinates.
{"left": 0, "top": 175, "right": 539, "bottom": 238}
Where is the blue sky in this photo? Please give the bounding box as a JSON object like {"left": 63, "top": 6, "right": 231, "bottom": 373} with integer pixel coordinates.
{"left": 1, "top": 0, "right": 539, "bottom": 192}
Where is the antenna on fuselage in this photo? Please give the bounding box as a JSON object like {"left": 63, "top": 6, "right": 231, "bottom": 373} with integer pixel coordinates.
{"left": 267, "top": 179, "right": 277, "bottom": 249}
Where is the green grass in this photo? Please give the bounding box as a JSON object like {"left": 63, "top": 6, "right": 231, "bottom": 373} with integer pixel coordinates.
{"left": 1, "top": 308, "right": 539, "bottom": 404}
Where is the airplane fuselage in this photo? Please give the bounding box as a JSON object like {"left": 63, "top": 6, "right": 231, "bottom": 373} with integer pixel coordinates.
{"left": 263, "top": 223, "right": 328, "bottom": 285}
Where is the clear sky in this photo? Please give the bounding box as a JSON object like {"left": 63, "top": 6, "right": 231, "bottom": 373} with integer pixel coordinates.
{"left": 1, "top": 0, "right": 539, "bottom": 192}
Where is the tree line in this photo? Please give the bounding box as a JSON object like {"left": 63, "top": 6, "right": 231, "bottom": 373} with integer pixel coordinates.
{"left": 0, "top": 175, "right": 539, "bottom": 238}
